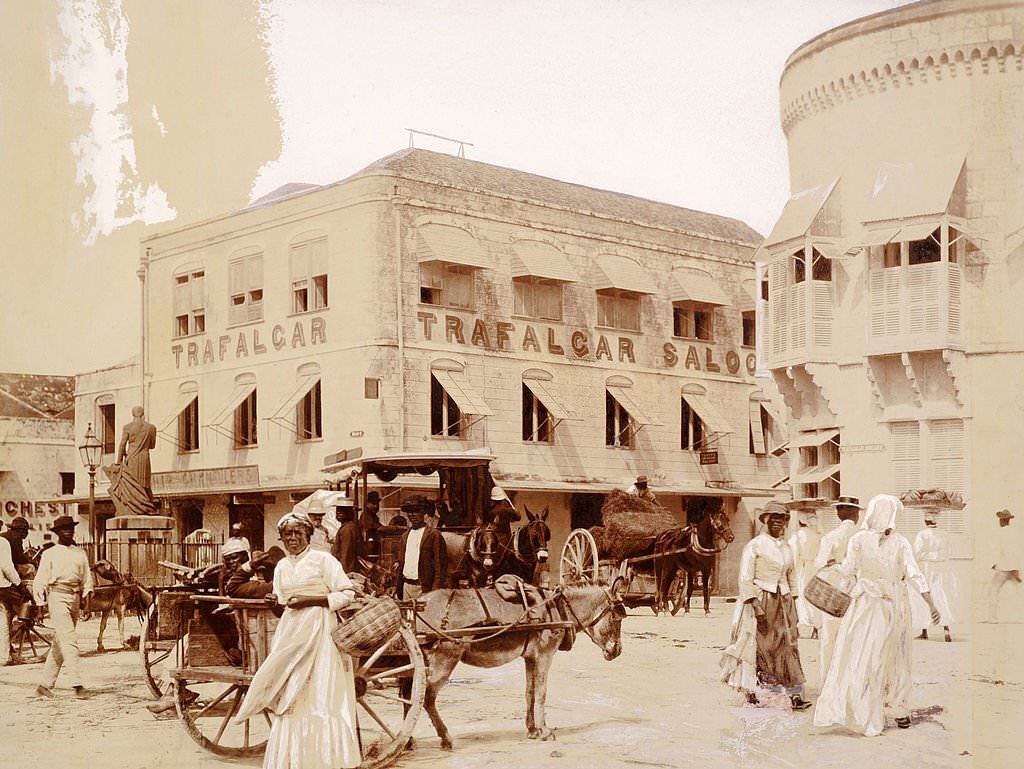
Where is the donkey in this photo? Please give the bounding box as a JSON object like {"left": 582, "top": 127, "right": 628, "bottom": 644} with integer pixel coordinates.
{"left": 417, "top": 581, "right": 625, "bottom": 749}
{"left": 656, "top": 507, "right": 734, "bottom": 615}
{"left": 440, "top": 524, "right": 502, "bottom": 587}
{"left": 85, "top": 560, "right": 152, "bottom": 651}
{"left": 495, "top": 506, "right": 552, "bottom": 585}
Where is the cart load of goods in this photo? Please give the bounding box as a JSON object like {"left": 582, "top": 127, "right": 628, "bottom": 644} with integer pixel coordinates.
{"left": 899, "top": 488, "right": 965, "bottom": 510}
{"left": 594, "top": 490, "right": 682, "bottom": 561}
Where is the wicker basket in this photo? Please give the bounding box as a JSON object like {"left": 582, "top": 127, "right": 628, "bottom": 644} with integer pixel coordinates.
{"left": 332, "top": 596, "right": 402, "bottom": 656}
{"left": 805, "top": 574, "right": 852, "bottom": 618}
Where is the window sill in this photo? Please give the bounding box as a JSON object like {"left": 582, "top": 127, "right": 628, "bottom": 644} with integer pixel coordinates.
{"left": 512, "top": 314, "right": 564, "bottom": 323}
{"left": 287, "top": 308, "right": 329, "bottom": 319}
{"left": 295, "top": 437, "right": 324, "bottom": 445}
{"left": 522, "top": 440, "right": 555, "bottom": 446}
{"left": 226, "top": 318, "right": 264, "bottom": 330}
{"left": 177, "top": 449, "right": 200, "bottom": 455}
{"left": 233, "top": 443, "right": 258, "bottom": 451}
{"left": 172, "top": 332, "right": 207, "bottom": 341}
{"left": 605, "top": 445, "right": 635, "bottom": 451}
{"left": 672, "top": 335, "right": 714, "bottom": 343}
{"left": 419, "top": 302, "right": 475, "bottom": 312}
{"left": 595, "top": 325, "right": 640, "bottom": 334}
{"left": 741, "top": 344, "right": 756, "bottom": 350}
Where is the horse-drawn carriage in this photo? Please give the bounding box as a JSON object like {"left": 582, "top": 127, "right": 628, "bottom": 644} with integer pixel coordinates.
{"left": 559, "top": 491, "right": 735, "bottom": 615}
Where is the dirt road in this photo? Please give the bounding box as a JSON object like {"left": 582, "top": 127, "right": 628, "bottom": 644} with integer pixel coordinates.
{"left": 2, "top": 601, "right": 1020, "bottom": 769}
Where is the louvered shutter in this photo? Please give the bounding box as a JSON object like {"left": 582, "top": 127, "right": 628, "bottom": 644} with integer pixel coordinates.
{"left": 174, "top": 276, "right": 190, "bottom": 316}
{"left": 870, "top": 270, "right": 886, "bottom": 338}
{"left": 909, "top": 264, "right": 941, "bottom": 335}
{"left": 769, "top": 261, "right": 788, "bottom": 357}
{"left": 930, "top": 419, "right": 964, "bottom": 494}
{"left": 191, "top": 272, "right": 205, "bottom": 310}
{"left": 947, "top": 263, "right": 962, "bottom": 336}
{"left": 892, "top": 421, "right": 921, "bottom": 495}
{"left": 812, "top": 281, "right": 832, "bottom": 347}
{"left": 749, "top": 401, "right": 766, "bottom": 455}
{"left": 791, "top": 282, "right": 807, "bottom": 349}
{"left": 310, "top": 238, "right": 328, "bottom": 277}
{"left": 229, "top": 260, "right": 246, "bottom": 325}
{"left": 291, "top": 243, "right": 310, "bottom": 281}
{"left": 248, "top": 256, "right": 263, "bottom": 321}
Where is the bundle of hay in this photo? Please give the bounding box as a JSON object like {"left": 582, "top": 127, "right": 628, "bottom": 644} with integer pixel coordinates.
{"left": 600, "top": 490, "right": 681, "bottom": 560}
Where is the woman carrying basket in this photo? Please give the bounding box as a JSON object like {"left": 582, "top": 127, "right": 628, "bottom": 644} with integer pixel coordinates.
{"left": 235, "top": 511, "right": 360, "bottom": 769}
{"left": 813, "top": 494, "right": 941, "bottom": 737}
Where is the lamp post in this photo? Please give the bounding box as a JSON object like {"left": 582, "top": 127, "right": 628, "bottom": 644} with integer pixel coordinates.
{"left": 78, "top": 422, "right": 102, "bottom": 551}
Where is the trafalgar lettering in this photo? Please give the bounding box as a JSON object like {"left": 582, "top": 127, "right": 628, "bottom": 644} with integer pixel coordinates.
{"left": 417, "top": 312, "right": 756, "bottom": 376}
{"left": 171, "top": 317, "right": 328, "bottom": 369}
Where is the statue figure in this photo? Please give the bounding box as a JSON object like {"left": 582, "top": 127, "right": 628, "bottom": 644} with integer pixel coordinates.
{"left": 103, "top": 405, "right": 158, "bottom": 516}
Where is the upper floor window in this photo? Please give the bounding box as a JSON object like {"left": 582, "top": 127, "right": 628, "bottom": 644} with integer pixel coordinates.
{"left": 297, "top": 381, "right": 322, "bottom": 441}
{"left": 513, "top": 277, "right": 562, "bottom": 321}
{"left": 596, "top": 289, "right": 640, "bottom": 332}
{"left": 99, "top": 402, "right": 116, "bottom": 455}
{"left": 794, "top": 247, "right": 831, "bottom": 283}
{"left": 179, "top": 397, "right": 200, "bottom": 453}
{"left": 909, "top": 228, "right": 941, "bottom": 266}
{"left": 173, "top": 268, "right": 206, "bottom": 337}
{"left": 673, "top": 302, "right": 713, "bottom": 341}
{"left": 420, "top": 263, "right": 474, "bottom": 309}
{"left": 234, "top": 389, "right": 258, "bottom": 448}
{"left": 291, "top": 237, "right": 328, "bottom": 313}
{"left": 605, "top": 390, "right": 633, "bottom": 448}
{"left": 430, "top": 374, "right": 463, "bottom": 437}
{"left": 742, "top": 311, "right": 756, "bottom": 347}
{"left": 229, "top": 253, "right": 264, "bottom": 325}
{"left": 522, "top": 384, "right": 552, "bottom": 443}
{"left": 680, "top": 397, "right": 704, "bottom": 450}
{"left": 59, "top": 472, "right": 75, "bottom": 495}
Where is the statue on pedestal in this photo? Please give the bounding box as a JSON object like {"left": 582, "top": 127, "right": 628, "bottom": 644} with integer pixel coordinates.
{"left": 103, "top": 406, "right": 158, "bottom": 516}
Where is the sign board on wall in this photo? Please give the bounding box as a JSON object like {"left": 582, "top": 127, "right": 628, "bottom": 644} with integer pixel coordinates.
{"left": 1, "top": 500, "right": 78, "bottom": 533}
{"left": 699, "top": 451, "right": 719, "bottom": 465}
{"left": 152, "top": 465, "right": 261, "bottom": 495}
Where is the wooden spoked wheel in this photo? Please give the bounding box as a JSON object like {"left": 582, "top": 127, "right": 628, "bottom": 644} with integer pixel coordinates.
{"left": 174, "top": 672, "right": 271, "bottom": 757}
{"left": 559, "top": 529, "right": 600, "bottom": 586}
{"left": 666, "top": 574, "right": 686, "bottom": 616}
{"left": 140, "top": 602, "right": 173, "bottom": 697}
{"left": 354, "top": 625, "right": 426, "bottom": 769}
{"left": 8, "top": 614, "right": 52, "bottom": 664}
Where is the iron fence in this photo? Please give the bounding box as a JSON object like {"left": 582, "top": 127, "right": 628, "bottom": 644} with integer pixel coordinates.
{"left": 84, "top": 540, "right": 223, "bottom": 588}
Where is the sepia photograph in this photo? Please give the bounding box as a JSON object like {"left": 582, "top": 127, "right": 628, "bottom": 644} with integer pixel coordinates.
{"left": 1, "top": 1, "right": 1021, "bottom": 767}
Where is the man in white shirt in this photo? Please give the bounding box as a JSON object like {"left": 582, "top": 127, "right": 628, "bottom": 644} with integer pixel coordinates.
{"left": 812, "top": 495, "right": 863, "bottom": 685}
{"left": 990, "top": 509, "right": 1021, "bottom": 621}
{"left": 396, "top": 496, "right": 447, "bottom": 600}
{"left": 721, "top": 502, "right": 811, "bottom": 711}
{"left": 308, "top": 511, "right": 333, "bottom": 553}
{"left": 788, "top": 510, "right": 822, "bottom": 636}
{"left": 0, "top": 519, "right": 25, "bottom": 666}
{"left": 34, "top": 516, "right": 93, "bottom": 698}
{"left": 626, "top": 475, "right": 658, "bottom": 505}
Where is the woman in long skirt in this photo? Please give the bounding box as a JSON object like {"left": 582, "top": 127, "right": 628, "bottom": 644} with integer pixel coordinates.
{"left": 813, "top": 495, "right": 940, "bottom": 736}
{"left": 235, "top": 512, "right": 360, "bottom": 769}
{"left": 909, "top": 512, "right": 957, "bottom": 641}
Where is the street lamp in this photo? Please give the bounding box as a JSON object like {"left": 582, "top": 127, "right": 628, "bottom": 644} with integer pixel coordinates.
{"left": 78, "top": 422, "right": 102, "bottom": 549}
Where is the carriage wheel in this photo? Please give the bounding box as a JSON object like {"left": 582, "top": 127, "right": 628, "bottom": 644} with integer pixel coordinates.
{"left": 175, "top": 675, "right": 270, "bottom": 757}
{"left": 666, "top": 574, "right": 686, "bottom": 616}
{"left": 8, "top": 616, "right": 52, "bottom": 664}
{"left": 559, "top": 529, "right": 599, "bottom": 586}
{"left": 354, "top": 625, "right": 426, "bottom": 769}
{"left": 140, "top": 602, "right": 174, "bottom": 698}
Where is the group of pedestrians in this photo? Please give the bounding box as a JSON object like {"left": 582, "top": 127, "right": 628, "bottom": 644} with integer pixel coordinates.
{"left": 722, "top": 493, "right": 950, "bottom": 737}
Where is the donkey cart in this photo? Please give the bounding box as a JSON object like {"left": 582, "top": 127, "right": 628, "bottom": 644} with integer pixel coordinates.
{"left": 166, "top": 580, "right": 624, "bottom": 767}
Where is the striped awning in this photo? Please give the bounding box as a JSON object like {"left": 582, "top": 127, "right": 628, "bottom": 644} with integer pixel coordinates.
{"left": 523, "top": 377, "right": 582, "bottom": 421}
{"left": 511, "top": 241, "right": 578, "bottom": 282}
{"left": 431, "top": 370, "right": 493, "bottom": 416}
{"left": 592, "top": 255, "right": 658, "bottom": 295}
{"left": 606, "top": 385, "right": 661, "bottom": 426}
{"left": 669, "top": 271, "right": 731, "bottom": 306}
{"left": 416, "top": 224, "right": 490, "bottom": 268}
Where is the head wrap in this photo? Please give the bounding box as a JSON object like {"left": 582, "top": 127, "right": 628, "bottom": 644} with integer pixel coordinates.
{"left": 277, "top": 511, "right": 314, "bottom": 532}
{"left": 221, "top": 539, "right": 249, "bottom": 558}
{"left": 862, "top": 494, "right": 901, "bottom": 537}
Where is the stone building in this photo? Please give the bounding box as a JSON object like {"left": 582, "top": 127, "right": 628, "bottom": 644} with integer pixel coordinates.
{"left": 132, "top": 148, "right": 786, "bottom": 589}
{"left": 758, "top": 0, "right": 1022, "bottom": 593}
{"left": 0, "top": 373, "right": 77, "bottom": 544}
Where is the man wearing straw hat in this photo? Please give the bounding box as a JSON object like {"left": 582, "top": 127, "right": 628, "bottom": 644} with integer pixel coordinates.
{"left": 990, "top": 509, "right": 1021, "bottom": 621}
{"left": 813, "top": 495, "right": 863, "bottom": 685}
{"left": 720, "top": 502, "right": 811, "bottom": 711}
{"left": 33, "top": 515, "right": 93, "bottom": 698}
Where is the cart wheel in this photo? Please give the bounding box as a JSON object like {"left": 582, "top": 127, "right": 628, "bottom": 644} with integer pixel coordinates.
{"left": 175, "top": 674, "right": 270, "bottom": 757}
{"left": 354, "top": 625, "right": 425, "bottom": 769}
{"left": 8, "top": 616, "right": 52, "bottom": 664}
{"left": 140, "top": 602, "right": 173, "bottom": 698}
{"left": 559, "top": 529, "right": 599, "bottom": 586}
{"left": 667, "top": 575, "right": 685, "bottom": 616}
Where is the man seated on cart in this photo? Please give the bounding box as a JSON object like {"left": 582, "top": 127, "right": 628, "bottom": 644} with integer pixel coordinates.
{"left": 222, "top": 541, "right": 285, "bottom": 599}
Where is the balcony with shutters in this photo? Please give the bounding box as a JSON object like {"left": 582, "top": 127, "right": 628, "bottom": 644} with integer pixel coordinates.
{"left": 763, "top": 249, "right": 835, "bottom": 370}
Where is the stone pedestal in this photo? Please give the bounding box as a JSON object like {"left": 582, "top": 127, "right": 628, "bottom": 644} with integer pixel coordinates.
{"left": 106, "top": 515, "right": 175, "bottom": 586}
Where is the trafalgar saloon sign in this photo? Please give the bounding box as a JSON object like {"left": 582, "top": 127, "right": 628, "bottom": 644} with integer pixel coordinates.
{"left": 416, "top": 311, "right": 757, "bottom": 376}
{"left": 170, "top": 315, "right": 328, "bottom": 369}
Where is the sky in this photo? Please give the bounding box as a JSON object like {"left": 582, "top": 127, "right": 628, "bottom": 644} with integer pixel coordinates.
{"left": 0, "top": 0, "right": 911, "bottom": 376}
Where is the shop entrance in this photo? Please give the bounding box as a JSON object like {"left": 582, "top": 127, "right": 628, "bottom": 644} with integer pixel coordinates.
{"left": 229, "top": 504, "right": 265, "bottom": 550}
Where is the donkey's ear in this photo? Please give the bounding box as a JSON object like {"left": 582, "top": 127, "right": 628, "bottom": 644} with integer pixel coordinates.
{"left": 525, "top": 506, "right": 536, "bottom": 521}
{"left": 541, "top": 508, "right": 549, "bottom": 521}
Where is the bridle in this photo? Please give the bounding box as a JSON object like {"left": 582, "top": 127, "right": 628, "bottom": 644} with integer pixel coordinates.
{"left": 688, "top": 512, "right": 734, "bottom": 556}
{"left": 511, "top": 519, "right": 550, "bottom": 565}
{"left": 558, "top": 586, "right": 626, "bottom": 645}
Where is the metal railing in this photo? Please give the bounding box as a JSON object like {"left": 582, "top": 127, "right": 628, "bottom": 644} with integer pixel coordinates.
{"left": 84, "top": 540, "right": 223, "bottom": 588}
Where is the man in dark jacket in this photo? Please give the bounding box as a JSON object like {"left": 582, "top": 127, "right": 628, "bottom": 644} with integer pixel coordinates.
{"left": 331, "top": 498, "right": 362, "bottom": 574}
{"left": 2, "top": 517, "right": 33, "bottom": 576}
{"left": 395, "top": 496, "right": 447, "bottom": 599}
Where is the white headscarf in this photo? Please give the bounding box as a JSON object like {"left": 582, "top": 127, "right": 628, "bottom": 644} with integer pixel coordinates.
{"left": 277, "top": 511, "right": 314, "bottom": 532}
{"left": 221, "top": 538, "right": 249, "bottom": 558}
{"left": 862, "top": 494, "right": 901, "bottom": 538}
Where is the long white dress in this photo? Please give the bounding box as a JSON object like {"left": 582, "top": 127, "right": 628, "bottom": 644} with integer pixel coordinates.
{"left": 909, "top": 526, "right": 958, "bottom": 628}
{"left": 235, "top": 547, "right": 360, "bottom": 769}
{"left": 813, "top": 519, "right": 929, "bottom": 736}
{"left": 788, "top": 526, "right": 822, "bottom": 628}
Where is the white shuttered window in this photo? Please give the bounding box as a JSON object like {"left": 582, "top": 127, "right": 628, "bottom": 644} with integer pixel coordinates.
{"left": 229, "top": 254, "right": 264, "bottom": 325}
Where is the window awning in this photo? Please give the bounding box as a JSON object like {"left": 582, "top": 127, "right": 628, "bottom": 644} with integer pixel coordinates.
{"left": 791, "top": 464, "right": 840, "bottom": 485}
{"left": 206, "top": 382, "right": 256, "bottom": 429}
{"left": 431, "top": 370, "right": 494, "bottom": 417}
{"left": 523, "top": 377, "right": 582, "bottom": 422}
{"left": 758, "top": 400, "right": 785, "bottom": 427}
{"left": 763, "top": 178, "right": 840, "bottom": 248}
{"left": 863, "top": 156, "right": 965, "bottom": 223}
{"left": 606, "top": 385, "right": 661, "bottom": 426}
{"left": 511, "top": 241, "right": 578, "bottom": 282}
{"left": 785, "top": 428, "right": 840, "bottom": 449}
{"left": 158, "top": 392, "right": 198, "bottom": 433}
{"left": 416, "top": 224, "right": 490, "bottom": 269}
{"left": 266, "top": 375, "right": 319, "bottom": 428}
{"left": 669, "top": 271, "right": 731, "bottom": 306}
{"left": 592, "top": 255, "right": 658, "bottom": 295}
{"left": 749, "top": 400, "right": 767, "bottom": 455}
{"left": 681, "top": 393, "right": 733, "bottom": 436}
{"left": 740, "top": 280, "right": 759, "bottom": 311}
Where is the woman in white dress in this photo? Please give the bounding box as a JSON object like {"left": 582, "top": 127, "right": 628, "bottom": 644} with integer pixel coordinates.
{"left": 235, "top": 512, "right": 360, "bottom": 769}
{"left": 813, "top": 494, "right": 940, "bottom": 736}
{"left": 909, "top": 512, "right": 957, "bottom": 642}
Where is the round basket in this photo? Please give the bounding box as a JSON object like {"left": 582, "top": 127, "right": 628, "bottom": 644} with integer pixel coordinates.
{"left": 805, "top": 574, "right": 852, "bottom": 618}
{"left": 333, "top": 596, "right": 402, "bottom": 656}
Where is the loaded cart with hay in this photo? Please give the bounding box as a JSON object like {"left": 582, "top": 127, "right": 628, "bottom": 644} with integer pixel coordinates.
{"left": 559, "top": 490, "right": 734, "bottom": 615}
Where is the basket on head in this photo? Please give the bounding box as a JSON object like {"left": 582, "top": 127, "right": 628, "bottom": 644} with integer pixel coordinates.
{"left": 804, "top": 573, "right": 852, "bottom": 618}
{"left": 332, "top": 596, "right": 402, "bottom": 656}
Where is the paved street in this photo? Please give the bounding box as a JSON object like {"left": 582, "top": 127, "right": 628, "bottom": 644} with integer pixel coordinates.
{"left": 1, "top": 599, "right": 1021, "bottom": 769}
